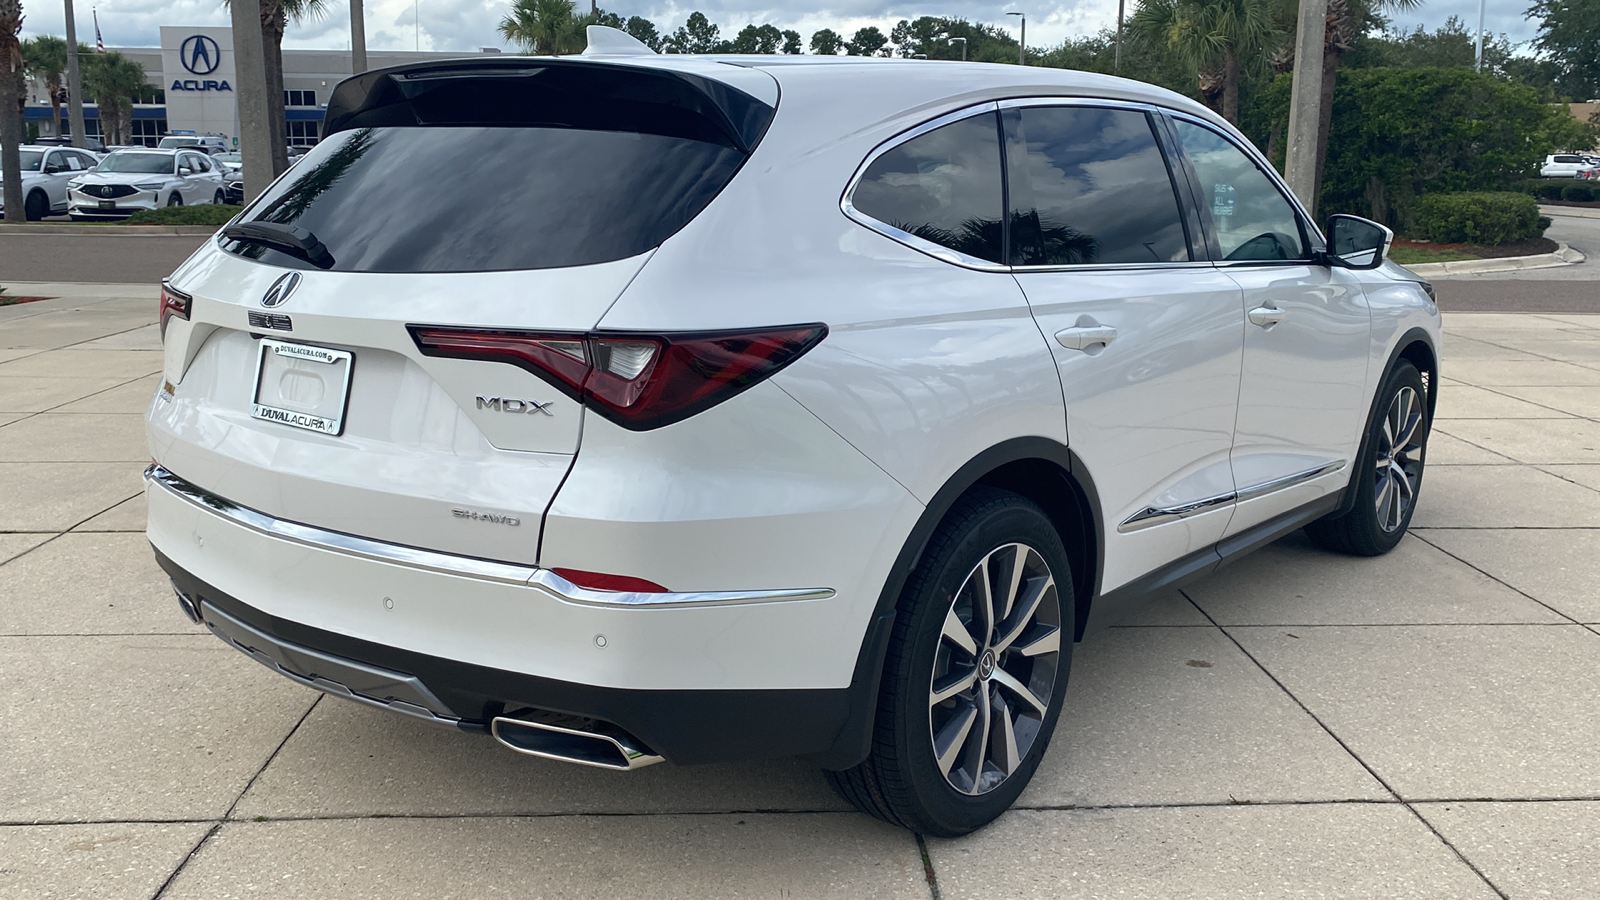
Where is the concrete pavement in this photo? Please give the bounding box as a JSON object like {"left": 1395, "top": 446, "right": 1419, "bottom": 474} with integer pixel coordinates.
{"left": 2, "top": 289, "right": 1599, "bottom": 899}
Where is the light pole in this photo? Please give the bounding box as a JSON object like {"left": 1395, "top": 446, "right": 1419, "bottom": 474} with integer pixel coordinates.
{"left": 1007, "top": 11, "right": 1025, "bottom": 66}
{"left": 63, "top": 0, "right": 87, "bottom": 147}
{"left": 1474, "top": 0, "right": 1486, "bottom": 71}
{"left": 1115, "top": 0, "right": 1125, "bottom": 71}
{"left": 351, "top": 0, "right": 368, "bottom": 74}
{"left": 948, "top": 36, "right": 967, "bottom": 61}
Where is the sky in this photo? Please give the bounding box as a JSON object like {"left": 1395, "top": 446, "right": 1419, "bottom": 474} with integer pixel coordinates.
{"left": 16, "top": 0, "right": 1542, "bottom": 59}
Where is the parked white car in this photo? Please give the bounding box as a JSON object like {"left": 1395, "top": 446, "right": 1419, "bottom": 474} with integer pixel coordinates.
{"left": 0, "top": 145, "right": 101, "bottom": 220}
{"left": 147, "top": 30, "right": 1441, "bottom": 836}
{"left": 1540, "top": 153, "right": 1599, "bottom": 178}
{"left": 68, "top": 149, "right": 227, "bottom": 220}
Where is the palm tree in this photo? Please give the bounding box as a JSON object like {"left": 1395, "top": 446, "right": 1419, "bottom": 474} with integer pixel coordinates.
{"left": 82, "top": 51, "right": 146, "bottom": 145}
{"left": 1130, "top": 0, "right": 1279, "bottom": 124}
{"left": 1, "top": 0, "right": 24, "bottom": 223}
{"left": 224, "top": 0, "right": 329, "bottom": 177}
{"left": 22, "top": 35, "right": 66, "bottom": 137}
{"left": 1312, "top": 0, "right": 1420, "bottom": 199}
{"left": 499, "top": 0, "right": 586, "bottom": 55}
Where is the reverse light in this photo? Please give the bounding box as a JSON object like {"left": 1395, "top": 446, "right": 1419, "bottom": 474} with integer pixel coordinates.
{"left": 410, "top": 324, "right": 828, "bottom": 431}
{"left": 552, "top": 568, "right": 670, "bottom": 593}
{"left": 159, "top": 283, "right": 191, "bottom": 339}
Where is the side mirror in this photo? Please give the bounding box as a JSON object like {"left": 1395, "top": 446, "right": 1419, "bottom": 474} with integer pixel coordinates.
{"left": 178, "top": 166, "right": 193, "bottom": 176}
{"left": 1325, "top": 214, "right": 1392, "bottom": 269}
{"left": 44, "top": 164, "right": 62, "bottom": 174}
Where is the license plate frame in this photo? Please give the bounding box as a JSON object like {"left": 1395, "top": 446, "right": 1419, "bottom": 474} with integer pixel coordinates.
{"left": 249, "top": 338, "right": 354, "bottom": 436}
{"left": 97, "top": 199, "right": 115, "bottom": 209}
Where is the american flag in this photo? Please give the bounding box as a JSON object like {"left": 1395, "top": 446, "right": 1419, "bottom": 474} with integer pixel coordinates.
{"left": 94, "top": 10, "right": 105, "bottom": 52}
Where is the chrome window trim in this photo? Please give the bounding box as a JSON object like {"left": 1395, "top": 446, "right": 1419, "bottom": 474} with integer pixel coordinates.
{"left": 1010, "top": 260, "right": 1217, "bottom": 274}
{"left": 840, "top": 101, "right": 1011, "bottom": 274}
{"left": 146, "top": 465, "right": 834, "bottom": 609}
{"left": 1162, "top": 109, "right": 1328, "bottom": 265}
{"left": 1118, "top": 460, "right": 1348, "bottom": 533}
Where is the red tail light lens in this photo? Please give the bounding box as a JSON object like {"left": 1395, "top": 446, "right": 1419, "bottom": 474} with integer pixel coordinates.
{"left": 552, "top": 568, "right": 670, "bottom": 593}
{"left": 159, "top": 283, "right": 191, "bottom": 339}
{"left": 410, "top": 324, "right": 827, "bottom": 431}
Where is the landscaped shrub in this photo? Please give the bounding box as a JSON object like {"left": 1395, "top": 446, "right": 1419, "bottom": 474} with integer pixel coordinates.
{"left": 1410, "top": 192, "right": 1544, "bottom": 245}
{"left": 1536, "top": 181, "right": 1568, "bottom": 201}
{"left": 1560, "top": 183, "right": 1597, "bottom": 202}
{"left": 120, "top": 205, "right": 242, "bottom": 226}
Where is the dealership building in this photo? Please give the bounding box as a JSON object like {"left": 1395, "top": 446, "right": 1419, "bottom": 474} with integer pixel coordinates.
{"left": 24, "top": 26, "right": 499, "bottom": 147}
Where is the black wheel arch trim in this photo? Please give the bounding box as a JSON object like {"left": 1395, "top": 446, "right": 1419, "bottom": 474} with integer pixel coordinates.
{"left": 810, "top": 435, "right": 1103, "bottom": 770}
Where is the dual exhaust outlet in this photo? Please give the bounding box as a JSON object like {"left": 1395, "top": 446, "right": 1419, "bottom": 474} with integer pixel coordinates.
{"left": 490, "top": 710, "right": 664, "bottom": 770}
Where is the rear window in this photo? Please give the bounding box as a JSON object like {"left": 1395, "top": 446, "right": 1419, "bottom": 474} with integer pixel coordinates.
{"left": 225, "top": 65, "right": 769, "bottom": 273}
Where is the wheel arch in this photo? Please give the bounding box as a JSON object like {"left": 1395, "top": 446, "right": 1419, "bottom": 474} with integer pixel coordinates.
{"left": 810, "top": 436, "right": 1103, "bottom": 770}
{"left": 1330, "top": 325, "right": 1437, "bottom": 520}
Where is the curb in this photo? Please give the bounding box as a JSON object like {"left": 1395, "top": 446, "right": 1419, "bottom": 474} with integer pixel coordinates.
{"left": 1404, "top": 242, "right": 1584, "bottom": 277}
{"left": 1541, "top": 204, "right": 1600, "bottom": 220}
{"left": 0, "top": 223, "right": 218, "bottom": 236}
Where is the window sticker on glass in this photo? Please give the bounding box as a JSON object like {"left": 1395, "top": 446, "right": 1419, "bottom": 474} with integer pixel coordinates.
{"left": 1212, "top": 183, "right": 1236, "bottom": 217}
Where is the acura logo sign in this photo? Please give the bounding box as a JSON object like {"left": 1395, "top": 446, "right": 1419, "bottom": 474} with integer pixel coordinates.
{"left": 180, "top": 35, "right": 221, "bottom": 76}
{"left": 261, "top": 272, "right": 302, "bottom": 308}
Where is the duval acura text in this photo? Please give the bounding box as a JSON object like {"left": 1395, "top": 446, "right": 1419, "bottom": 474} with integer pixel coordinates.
{"left": 146, "top": 28, "right": 1439, "bottom": 836}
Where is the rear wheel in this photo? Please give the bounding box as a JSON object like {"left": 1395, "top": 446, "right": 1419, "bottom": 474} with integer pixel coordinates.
{"left": 24, "top": 190, "right": 48, "bottom": 221}
{"left": 826, "top": 488, "right": 1073, "bottom": 836}
{"left": 212, "top": 190, "right": 225, "bottom": 205}
{"left": 1306, "top": 360, "right": 1429, "bottom": 555}
{"left": 168, "top": 192, "right": 183, "bottom": 207}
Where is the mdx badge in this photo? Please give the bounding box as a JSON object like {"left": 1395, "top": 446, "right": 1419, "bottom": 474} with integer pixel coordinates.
{"left": 452, "top": 508, "right": 521, "bottom": 526}
{"left": 476, "top": 396, "right": 554, "bottom": 416}
{"left": 261, "top": 272, "right": 302, "bottom": 308}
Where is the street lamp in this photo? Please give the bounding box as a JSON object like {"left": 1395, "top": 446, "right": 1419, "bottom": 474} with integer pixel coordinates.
{"left": 948, "top": 36, "right": 967, "bottom": 61}
{"left": 1007, "top": 11, "right": 1025, "bottom": 66}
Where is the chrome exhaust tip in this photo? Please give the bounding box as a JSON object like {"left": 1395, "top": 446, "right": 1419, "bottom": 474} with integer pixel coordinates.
{"left": 173, "top": 585, "right": 202, "bottom": 624}
{"left": 491, "top": 710, "right": 663, "bottom": 770}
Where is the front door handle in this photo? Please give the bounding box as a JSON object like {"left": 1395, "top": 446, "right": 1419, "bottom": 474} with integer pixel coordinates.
{"left": 1248, "top": 306, "right": 1283, "bottom": 328}
{"left": 1055, "top": 325, "right": 1118, "bottom": 351}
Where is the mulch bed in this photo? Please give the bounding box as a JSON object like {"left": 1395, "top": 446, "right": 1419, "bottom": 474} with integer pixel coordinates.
{"left": 1392, "top": 237, "right": 1559, "bottom": 259}
{"left": 1539, "top": 199, "right": 1600, "bottom": 209}
{"left": 0, "top": 296, "right": 53, "bottom": 306}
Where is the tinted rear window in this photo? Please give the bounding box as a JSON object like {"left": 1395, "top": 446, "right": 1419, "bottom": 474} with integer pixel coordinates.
{"left": 225, "top": 124, "right": 745, "bottom": 273}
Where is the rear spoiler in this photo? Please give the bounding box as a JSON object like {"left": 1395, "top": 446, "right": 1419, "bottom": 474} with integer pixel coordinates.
{"left": 322, "top": 57, "right": 776, "bottom": 153}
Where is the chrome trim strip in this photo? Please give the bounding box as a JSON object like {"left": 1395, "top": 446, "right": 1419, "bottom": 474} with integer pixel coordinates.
{"left": 1118, "top": 460, "right": 1348, "bottom": 533}
{"left": 1235, "top": 460, "right": 1348, "bottom": 502}
{"left": 145, "top": 465, "right": 835, "bottom": 609}
{"left": 1119, "top": 491, "right": 1236, "bottom": 533}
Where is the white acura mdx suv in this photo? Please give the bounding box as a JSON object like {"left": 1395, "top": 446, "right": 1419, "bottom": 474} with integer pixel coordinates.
{"left": 146, "top": 29, "right": 1439, "bottom": 836}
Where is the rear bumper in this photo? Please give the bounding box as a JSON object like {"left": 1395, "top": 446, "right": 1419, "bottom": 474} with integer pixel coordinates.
{"left": 157, "top": 548, "right": 862, "bottom": 765}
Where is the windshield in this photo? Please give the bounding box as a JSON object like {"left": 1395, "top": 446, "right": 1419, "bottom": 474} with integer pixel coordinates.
{"left": 4, "top": 151, "right": 43, "bottom": 172}
{"left": 98, "top": 153, "right": 176, "bottom": 174}
{"left": 216, "top": 152, "right": 241, "bottom": 164}
{"left": 157, "top": 137, "right": 195, "bottom": 148}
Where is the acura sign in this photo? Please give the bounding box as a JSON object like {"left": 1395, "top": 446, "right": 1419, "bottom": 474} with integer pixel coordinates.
{"left": 172, "top": 34, "right": 231, "bottom": 92}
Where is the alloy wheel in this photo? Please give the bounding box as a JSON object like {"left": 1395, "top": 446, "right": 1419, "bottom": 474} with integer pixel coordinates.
{"left": 929, "top": 542, "right": 1062, "bottom": 795}
{"left": 1374, "top": 385, "right": 1424, "bottom": 532}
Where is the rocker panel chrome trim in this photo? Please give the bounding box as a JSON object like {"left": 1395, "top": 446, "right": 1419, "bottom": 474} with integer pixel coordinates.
{"left": 1117, "top": 460, "right": 1347, "bottom": 533}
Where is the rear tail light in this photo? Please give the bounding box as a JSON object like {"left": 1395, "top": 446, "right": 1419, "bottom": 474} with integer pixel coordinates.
{"left": 410, "top": 324, "right": 828, "bottom": 431}
{"left": 159, "top": 283, "right": 191, "bottom": 339}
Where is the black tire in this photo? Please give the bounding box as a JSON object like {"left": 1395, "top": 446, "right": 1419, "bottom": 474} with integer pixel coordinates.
{"left": 212, "top": 190, "right": 225, "bottom": 205}
{"left": 168, "top": 192, "right": 183, "bottom": 207}
{"left": 24, "top": 190, "right": 48, "bottom": 221}
{"left": 825, "top": 487, "right": 1075, "bottom": 836}
{"left": 1306, "top": 360, "right": 1429, "bottom": 556}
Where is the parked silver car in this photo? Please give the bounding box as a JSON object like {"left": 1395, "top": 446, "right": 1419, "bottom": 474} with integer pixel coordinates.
{"left": 68, "top": 148, "right": 227, "bottom": 220}
{"left": 0, "top": 145, "right": 101, "bottom": 220}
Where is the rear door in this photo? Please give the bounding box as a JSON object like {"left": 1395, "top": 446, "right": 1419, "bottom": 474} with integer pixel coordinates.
{"left": 1004, "top": 101, "right": 1245, "bottom": 593}
{"left": 1165, "top": 115, "right": 1370, "bottom": 537}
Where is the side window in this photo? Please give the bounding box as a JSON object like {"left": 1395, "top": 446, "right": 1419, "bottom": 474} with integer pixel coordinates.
{"left": 1005, "top": 106, "right": 1190, "bottom": 266}
{"left": 850, "top": 112, "right": 1006, "bottom": 265}
{"left": 1172, "top": 120, "right": 1308, "bottom": 262}
{"left": 44, "top": 152, "right": 64, "bottom": 172}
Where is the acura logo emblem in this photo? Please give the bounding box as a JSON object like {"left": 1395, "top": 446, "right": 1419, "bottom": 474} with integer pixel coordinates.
{"left": 261, "top": 272, "right": 301, "bottom": 308}
{"left": 180, "top": 35, "right": 222, "bottom": 76}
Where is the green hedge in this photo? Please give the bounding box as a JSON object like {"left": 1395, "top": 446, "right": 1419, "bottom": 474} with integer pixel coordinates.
{"left": 1561, "top": 183, "right": 1597, "bottom": 202}
{"left": 120, "top": 205, "right": 243, "bottom": 226}
{"left": 1410, "top": 192, "right": 1545, "bottom": 245}
{"left": 1533, "top": 180, "right": 1568, "bottom": 201}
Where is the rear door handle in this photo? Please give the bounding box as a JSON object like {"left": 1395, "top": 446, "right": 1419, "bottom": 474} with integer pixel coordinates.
{"left": 1248, "top": 306, "right": 1283, "bottom": 328}
{"left": 1055, "top": 325, "right": 1118, "bottom": 351}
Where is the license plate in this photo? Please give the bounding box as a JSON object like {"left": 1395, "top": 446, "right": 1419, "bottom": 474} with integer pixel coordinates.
{"left": 98, "top": 200, "right": 115, "bottom": 209}
{"left": 250, "top": 339, "right": 353, "bottom": 436}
